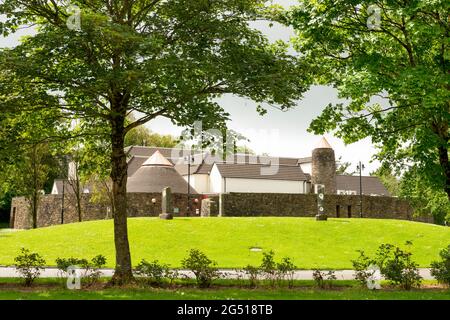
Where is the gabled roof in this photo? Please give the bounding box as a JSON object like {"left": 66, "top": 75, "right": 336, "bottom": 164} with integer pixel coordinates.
{"left": 336, "top": 175, "right": 390, "bottom": 196}
{"left": 214, "top": 163, "right": 308, "bottom": 181}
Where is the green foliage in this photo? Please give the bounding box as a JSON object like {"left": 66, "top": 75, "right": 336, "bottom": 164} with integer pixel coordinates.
{"left": 431, "top": 245, "right": 450, "bottom": 287}
{"left": 125, "top": 117, "right": 179, "bottom": 148}
{"left": 288, "top": 0, "right": 450, "bottom": 203}
{"left": 276, "top": 257, "right": 296, "bottom": 288}
{"left": 243, "top": 265, "right": 260, "bottom": 287}
{"left": 0, "top": 0, "right": 307, "bottom": 279}
{"left": 399, "top": 168, "right": 450, "bottom": 225}
{"left": 181, "top": 249, "right": 219, "bottom": 288}
{"left": 14, "top": 248, "right": 46, "bottom": 286}
{"left": 55, "top": 255, "right": 106, "bottom": 287}
{"left": 312, "top": 270, "right": 336, "bottom": 289}
{"left": 375, "top": 242, "right": 422, "bottom": 290}
{"left": 351, "top": 250, "right": 377, "bottom": 287}
{"left": 371, "top": 165, "right": 400, "bottom": 197}
{"left": 260, "top": 250, "right": 277, "bottom": 286}
{"left": 336, "top": 156, "right": 355, "bottom": 176}
{"left": 134, "top": 259, "right": 170, "bottom": 286}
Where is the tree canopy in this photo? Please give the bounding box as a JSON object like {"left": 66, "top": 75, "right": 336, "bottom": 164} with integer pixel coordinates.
{"left": 287, "top": 1, "right": 449, "bottom": 204}
{"left": 0, "top": 0, "right": 307, "bottom": 283}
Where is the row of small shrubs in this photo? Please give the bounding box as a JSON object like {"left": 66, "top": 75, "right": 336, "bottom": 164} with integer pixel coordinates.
{"left": 12, "top": 248, "right": 107, "bottom": 287}
{"left": 242, "top": 251, "right": 296, "bottom": 288}
{"left": 11, "top": 243, "right": 450, "bottom": 289}
{"left": 352, "top": 242, "right": 450, "bottom": 290}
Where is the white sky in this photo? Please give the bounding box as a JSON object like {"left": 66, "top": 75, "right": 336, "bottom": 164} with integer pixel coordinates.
{"left": 0, "top": 0, "right": 379, "bottom": 174}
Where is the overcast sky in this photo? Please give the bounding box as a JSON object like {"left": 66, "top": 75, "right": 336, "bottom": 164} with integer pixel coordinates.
{"left": 0, "top": 0, "right": 378, "bottom": 174}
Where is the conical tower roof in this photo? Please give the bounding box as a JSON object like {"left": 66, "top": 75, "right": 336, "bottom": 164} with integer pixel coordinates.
{"left": 127, "top": 151, "right": 197, "bottom": 194}
{"left": 315, "top": 136, "right": 333, "bottom": 149}
{"left": 142, "top": 150, "right": 173, "bottom": 167}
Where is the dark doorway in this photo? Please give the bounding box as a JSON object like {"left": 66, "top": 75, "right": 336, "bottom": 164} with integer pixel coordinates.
{"left": 336, "top": 205, "right": 340, "bottom": 218}
{"left": 347, "top": 205, "right": 352, "bottom": 218}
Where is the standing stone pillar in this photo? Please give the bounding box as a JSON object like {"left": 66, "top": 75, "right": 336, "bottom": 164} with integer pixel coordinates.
{"left": 315, "top": 184, "right": 328, "bottom": 221}
{"left": 159, "top": 187, "right": 173, "bottom": 220}
{"left": 200, "top": 199, "right": 211, "bottom": 217}
{"left": 218, "top": 193, "right": 225, "bottom": 217}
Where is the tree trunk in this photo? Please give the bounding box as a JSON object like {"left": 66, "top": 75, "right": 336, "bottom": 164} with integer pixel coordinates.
{"left": 438, "top": 144, "right": 450, "bottom": 200}
{"left": 31, "top": 145, "right": 38, "bottom": 229}
{"left": 109, "top": 104, "right": 134, "bottom": 285}
{"left": 432, "top": 120, "right": 450, "bottom": 200}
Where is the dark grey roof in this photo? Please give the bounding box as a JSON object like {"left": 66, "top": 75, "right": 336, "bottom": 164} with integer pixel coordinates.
{"left": 127, "top": 156, "right": 148, "bottom": 177}
{"left": 52, "top": 179, "right": 93, "bottom": 194}
{"left": 215, "top": 163, "right": 308, "bottom": 181}
{"left": 297, "top": 157, "right": 312, "bottom": 164}
{"left": 125, "top": 146, "right": 199, "bottom": 161}
{"left": 127, "top": 163, "right": 197, "bottom": 194}
{"left": 336, "top": 175, "right": 390, "bottom": 196}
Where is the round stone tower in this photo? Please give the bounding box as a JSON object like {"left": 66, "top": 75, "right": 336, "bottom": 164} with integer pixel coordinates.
{"left": 311, "top": 137, "right": 336, "bottom": 194}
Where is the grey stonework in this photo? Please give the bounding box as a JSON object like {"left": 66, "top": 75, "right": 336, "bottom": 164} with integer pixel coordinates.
{"left": 311, "top": 148, "right": 337, "bottom": 194}
{"left": 11, "top": 192, "right": 202, "bottom": 229}
{"left": 160, "top": 187, "right": 173, "bottom": 220}
{"left": 212, "top": 192, "right": 432, "bottom": 223}
{"left": 10, "top": 192, "right": 432, "bottom": 229}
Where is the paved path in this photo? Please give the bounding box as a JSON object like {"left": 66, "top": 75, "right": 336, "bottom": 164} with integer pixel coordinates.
{"left": 0, "top": 267, "right": 434, "bottom": 280}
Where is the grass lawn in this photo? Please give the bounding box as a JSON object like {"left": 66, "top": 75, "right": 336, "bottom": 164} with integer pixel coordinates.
{"left": 0, "top": 279, "right": 450, "bottom": 300}
{"left": 0, "top": 217, "right": 449, "bottom": 269}
{"left": 0, "top": 278, "right": 449, "bottom": 300}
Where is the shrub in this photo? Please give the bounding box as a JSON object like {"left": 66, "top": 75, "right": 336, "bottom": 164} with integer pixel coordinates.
{"left": 243, "top": 265, "right": 260, "bottom": 287}
{"left": 82, "top": 255, "right": 107, "bottom": 286}
{"left": 181, "top": 249, "right": 219, "bottom": 288}
{"left": 55, "top": 257, "right": 88, "bottom": 277}
{"left": 313, "top": 270, "right": 336, "bottom": 289}
{"left": 430, "top": 244, "right": 450, "bottom": 287}
{"left": 134, "top": 259, "right": 170, "bottom": 286}
{"left": 276, "top": 257, "right": 296, "bottom": 288}
{"left": 351, "top": 250, "right": 377, "bottom": 287}
{"left": 260, "top": 250, "right": 277, "bottom": 286}
{"left": 55, "top": 255, "right": 106, "bottom": 287}
{"left": 375, "top": 242, "right": 422, "bottom": 290}
{"left": 14, "top": 248, "right": 46, "bottom": 287}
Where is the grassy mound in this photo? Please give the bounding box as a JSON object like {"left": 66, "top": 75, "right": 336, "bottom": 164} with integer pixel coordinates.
{"left": 0, "top": 217, "right": 448, "bottom": 269}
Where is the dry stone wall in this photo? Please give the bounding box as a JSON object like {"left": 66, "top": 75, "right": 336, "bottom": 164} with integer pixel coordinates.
{"left": 11, "top": 193, "right": 202, "bottom": 229}
{"left": 10, "top": 192, "right": 432, "bottom": 229}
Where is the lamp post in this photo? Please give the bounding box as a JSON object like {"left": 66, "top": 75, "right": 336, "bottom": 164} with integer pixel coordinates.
{"left": 357, "top": 161, "right": 365, "bottom": 218}
{"left": 61, "top": 180, "right": 65, "bottom": 225}
{"left": 151, "top": 198, "right": 157, "bottom": 216}
{"left": 184, "top": 154, "right": 195, "bottom": 216}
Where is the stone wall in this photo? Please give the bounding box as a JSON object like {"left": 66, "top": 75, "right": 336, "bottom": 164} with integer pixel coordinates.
{"left": 11, "top": 193, "right": 202, "bottom": 229}
{"left": 11, "top": 191, "right": 433, "bottom": 229}
{"left": 214, "top": 192, "right": 433, "bottom": 223}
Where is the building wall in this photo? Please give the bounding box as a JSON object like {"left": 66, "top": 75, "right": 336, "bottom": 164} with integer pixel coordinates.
{"left": 300, "top": 162, "right": 312, "bottom": 175}
{"left": 10, "top": 193, "right": 202, "bottom": 229}
{"left": 210, "top": 165, "right": 224, "bottom": 193}
{"left": 183, "top": 174, "right": 210, "bottom": 194}
{"left": 10, "top": 192, "right": 433, "bottom": 229}
{"left": 224, "top": 178, "right": 307, "bottom": 194}
{"left": 206, "top": 192, "right": 432, "bottom": 223}
{"left": 209, "top": 164, "right": 308, "bottom": 194}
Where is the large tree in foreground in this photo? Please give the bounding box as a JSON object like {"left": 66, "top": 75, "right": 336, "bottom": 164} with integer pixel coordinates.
{"left": 287, "top": 1, "right": 449, "bottom": 201}
{"left": 0, "top": 0, "right": 306, "bottom": 283}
